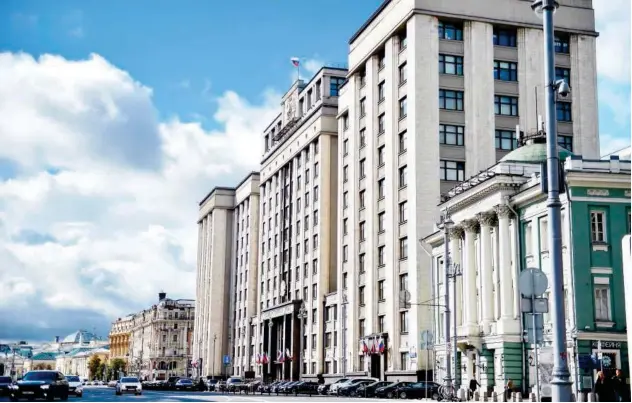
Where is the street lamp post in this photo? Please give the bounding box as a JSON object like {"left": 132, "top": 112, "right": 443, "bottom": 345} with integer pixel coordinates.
{"left": 447, "top": 262, "right": 462, "bottom": 390}
{"left": 340, "top": 294, "right": 348, "bottom": 378}
{"left": 297, "top": 303, "right": 308, "bottom": 380}
{"left": 531, "top": 0, "right": 573, "bottom": 401}
{"left": 212, "top": 335, "right": 217, "bottom": 380}
{"left": 439, "top": 214, "right": 454, "bottom": 387}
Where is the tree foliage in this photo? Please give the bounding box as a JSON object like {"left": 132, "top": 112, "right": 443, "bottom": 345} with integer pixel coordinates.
{"left": 109, "top": 358, "right": 126, "bottom": 379}
{"left": 87, "top": 356, "right": 101, "bottom": 380}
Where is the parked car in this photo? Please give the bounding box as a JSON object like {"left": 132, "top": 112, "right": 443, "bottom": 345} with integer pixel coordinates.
{"left": 165, "top": 377, "right": 180, "bottom": 390}
{"left": 338, "top": 379, "right": 375, "bottom": 396}
{"left": 286, "top": 381, "right": 319, "bottom": 395}
{"left": 376, "top": 381, "right": 414, "bottom": 398}
{"left": 8, "top": 370, "right": 69, "bottom": 401}
{"left": 174, "top": 378, "right": 195, "bottom": 391}
{"left": 107, "top": 380, "right": 117, "bottom": 388}
{"left": 324, "top": 378, "right": 350, "bottom": 395}
{"left": 317, "top": 383, "right": 330, "bottom": 395}
{"left": 0, "top": 376, "right": 12, "bottom": 396}
{"left": 115, "top": 377, "right": 142, "bottom": 396}
{"left": 355, "top": 381, "right": 392, "bottom": 398}
{"left": 64, "top": 376, "right": 83, "bottom": 398}
{"left": 396, "top": 381, "right": 441, "bottom": 400}
{"left": 226, "top": 378, "right": 245, "bottom": 393}
{"left": 330, "top": 378, "right": 378, "bottom": 396}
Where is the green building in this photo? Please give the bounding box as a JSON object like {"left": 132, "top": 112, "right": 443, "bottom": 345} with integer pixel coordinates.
{"left": 422, "top": 137, "right": 630, "bottom": 398}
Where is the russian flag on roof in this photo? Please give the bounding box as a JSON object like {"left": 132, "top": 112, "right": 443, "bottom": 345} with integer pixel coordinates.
{"left": 291, "top": 57, "right": 300, "bottom": 67}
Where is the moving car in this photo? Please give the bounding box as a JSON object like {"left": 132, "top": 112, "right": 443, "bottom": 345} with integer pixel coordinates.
{"left": 0, "top": 376, "right": 12, "bottom": 396}
{"left": 64, "top": 376, "right": 83, "bottom": 398}
{"left": 115, "top": 377, "right": 142, "bottom": 396}
{"left": 174, "top": 378, "right": 194, "bottom": 391}
{"left": 8, "top": 370, "right": 69, "bottom": 401}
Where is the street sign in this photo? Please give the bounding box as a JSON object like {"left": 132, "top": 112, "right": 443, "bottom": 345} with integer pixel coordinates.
{"left": 420, "top": 330, "right": 434, "bottom": 350}
{"left": 521, "top": 297, "right": 549, "bottom": 313}
{"left": 518, "top": 268, "right": 549, "bottom": 297}
{"left": 578, "top": 354, "right": 593, "bottom": 370}
{"left": 525, "top": 314, "right": 544, "bottom": 344}
{"left": 223, "top": 355, "right": 231, "bottom": 365}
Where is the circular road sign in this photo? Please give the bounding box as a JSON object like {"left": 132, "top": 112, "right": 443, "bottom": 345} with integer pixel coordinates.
{"left": 518, "top": 268, "right": 549, "bottom": 297}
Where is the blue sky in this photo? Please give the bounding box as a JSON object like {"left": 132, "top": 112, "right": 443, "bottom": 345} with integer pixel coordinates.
{"left": 0, "top": 0, "right": 629, "bottom": 342}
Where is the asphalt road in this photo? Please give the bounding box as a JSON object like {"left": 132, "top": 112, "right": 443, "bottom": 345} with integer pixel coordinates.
{"left": 1, "top": 386, "right": 430, "bottom": 402}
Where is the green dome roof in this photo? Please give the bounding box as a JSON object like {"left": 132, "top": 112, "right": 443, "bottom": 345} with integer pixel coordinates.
{"left": 500, "top": 141, "right": 573, "bottom": 163}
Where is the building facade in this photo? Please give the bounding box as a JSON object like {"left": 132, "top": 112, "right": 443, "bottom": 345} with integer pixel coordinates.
{"left": 109, "top": 316, "right": 133, "bottom": 361}
{"left": 423, "top": 138, "right": 630, "bottom": 397}
{"left": 337, "top": 0, "right": 600, "bottom": 379}
{"left": 119, "top": 292, "right": 194, "bottom": 380}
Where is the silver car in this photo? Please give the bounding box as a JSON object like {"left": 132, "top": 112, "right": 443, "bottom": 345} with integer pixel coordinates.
{"left": 115, "top": 377, "right": 142, "bottom": 396}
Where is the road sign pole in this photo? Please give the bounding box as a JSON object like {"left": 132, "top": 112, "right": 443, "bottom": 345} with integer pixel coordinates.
{"left": 532, "top": 276, "right": 541, "bottom": 403}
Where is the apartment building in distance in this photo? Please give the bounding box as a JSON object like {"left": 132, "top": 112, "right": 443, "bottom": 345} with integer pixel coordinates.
{"left": 192, "top": 172, "right": 260, "bottom": 378}
{"left": 337, "top": 0, "right": 599, "bottom": 380}
{"left": 109, "top": 315, "right": 133, "bottom": 361}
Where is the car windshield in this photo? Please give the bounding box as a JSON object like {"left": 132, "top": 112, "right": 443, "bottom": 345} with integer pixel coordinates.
{"left": 0, "top": 376, "right": 12, "bottom": 383}
{"left": 66, "top": 376, "right": 80, "bottom": 382}
{"left": 120, "top": 377, "right": 139, "bottom": 383}
{"left": 179, "top": 379, "right": 192, "bottom": 383}
{"left": 23, "top": 372, "right": 56, "bottom": 381}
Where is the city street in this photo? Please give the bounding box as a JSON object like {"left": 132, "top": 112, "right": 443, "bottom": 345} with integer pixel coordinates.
{"left": 0, "top": 386, "right": 422, "bottom": 402}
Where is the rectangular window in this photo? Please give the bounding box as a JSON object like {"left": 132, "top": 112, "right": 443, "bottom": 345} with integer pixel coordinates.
{"left": 399, "top": 201, "right": 408, "bottom": 223}
{"left": 590, "top": 211, "right": 606, "bottom": 243}
{"left": 440, "top": 160, "right": 465, "bottom": 181}
{"left": 555, "top": 67, "right": 571, "bottom": 86}
{"left": 343, "top": 272, "right": 348, "bottom": 289}
{"left": 378, "top": 280, "right": 385, "bottom": 300}
{"left": 359, "top": 158, "right": 366, "bottom": 178}
{"left": 557, "top": 102, "right": 572, "bottom": 122}
{"left": 343, "top": 191, "right": 349, "bottom": 208}
{"left": 378, "top": 246, "right": 385, "bottom": 266}
{"left": 330, "top": 77, "right": 345, "bottom": 97}
{"left": 555, "top": 33, "right": 570, "bottom": 54}
{"left": 558, "top": 135, "right": 573, "bottom": 152}
{"left": 399, "top": 130, "right": 407, "bottom": 153}
{"left": 594, "top": 283, "right": 612, "bottom": 321}
{"left": 378, "top": 81, "right": 385, "bottom": 102}
{"left": 439, "top": 124, "right": 465, "bottom": 146}
{"left": 399, "top": 63, "right": 407, "bottom": 84}
{"left": 377, "top": 50, "right": 386, "bottom": 70}
{"left": 399, "top": 165, "right": 408, "bottom": 188}
{"left": 399, "top": 237, "right": 408, "bottom": 259}
{"left": 378, "top": 179, "right": 385, "bottom": 199}
{"left": 378, "top": 212, "right": 385, "bottom": 232}
{"left": 343, "top": 139, "right": 349, "bottom": 156}
{"left": 494, "top": 61, "right": 518, "bottom": 81}
{"left": 343, "top": 218, "right": 348, "bottom": 235}
{"left": 359, "top": 253, "right": 366, "bottom": 273}
{"left": 359, "top": 70, "right": 366, "bottom": 88}
{"left": 358, "top": 286, "right": 365, "bottom": 305}
{"left": 439, "top": 90, "right": 464, "bottom": 111}
{"left": 399, "top": 273, "right": 408, "bottom": 291}
{"left": 360, "top": 97, "right": 367, "bottom": 117}
{"left": 343, "top": 165, "right": 348, "bottom": 182}
{"left": 493, "top": 27, "right": 517, "bottom": 47}
{"left": 439, "top": 21, "right": 463, "bottom": 41}
{"left": 378, "top": 146, "right": 385, "bottom": 166}
{"left": 439, "top": 54, "right": 464, "bottom": 75}
{"left": 494, "top": 95, "right": 519, "bottom": 116}
{"left": 342, "top": 114, "right": 349, "bottom": 131}
{"left": 359, "top": 319, "right": 366, "bottom": 336}
{"left": 359, "top": 190, "right": 366, "bottom": 209}
{"left": 360, "top": 221, "right": 366, "bottom": 241}
{"left": 378, "top": 315, "right": 385, "bottom": 333}
{"left": 400, "top": 311, "right": 409, "bottom": 333}
{"left": 399, "top": 97, "right": 407, "bottom": 119}
{"left": 378, "top": 113, "right": 386, "bottom": 133}
{"left": 359, "top": 129, "right": 366, "bottom": 147}
{"left": 495, "top": 130, "right": 518, "bottom": 150}
{"left": 398, "top": 30, "right": 407, "bottom": 50}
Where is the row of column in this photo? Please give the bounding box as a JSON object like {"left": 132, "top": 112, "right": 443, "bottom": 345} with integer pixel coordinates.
{"left": 450, "top": 204, "right": 519, "bottom": 336}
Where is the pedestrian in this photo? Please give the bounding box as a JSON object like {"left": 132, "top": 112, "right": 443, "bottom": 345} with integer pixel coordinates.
{"left": 469, "top": 378, "right": 480, "bottom": 400}
{"left": 612, "top": 369, "right": 629, "bottom": 402}
{"left": 593, "top": 371, "right": 614, "bottom": 402}
{"left": 505, "top": 379, "right": 514, "bottom": 401}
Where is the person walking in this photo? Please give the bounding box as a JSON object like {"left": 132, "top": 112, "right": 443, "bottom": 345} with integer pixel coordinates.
{"left": 505, "top": 379, "right": 514, "bottom": 401}
{"left": 469, "top": 378, "right": 480, "bottom": 399}
{"left": 594, "top": 371, "right": 614, "bottom": 402}
{"left": 612, "top": 369, "right": 629, "bottom": 402}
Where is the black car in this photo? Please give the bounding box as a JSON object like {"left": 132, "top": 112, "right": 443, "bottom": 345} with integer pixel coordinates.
{"left": 165, "top": 376, "right": 180, "bottom": 390}
{"left": 339, "top": 379, "right": 375, "bottom": 397}
{"left": 174, "top": 378, "right": 195, "bottom": 391}
{"left": 396, "top": 381, "right": 441, "bottom": 400}
{"left": 8, "top": 370, "right": 69, "bottom": 401}
{"left": 356, "top": 381, "right": 392, "bottom": 398}
{"left": 375, "top": 381, "right": 413, "bottom": 398}
{"left": 0, "top": 376, "right": 12, "bottom": 396}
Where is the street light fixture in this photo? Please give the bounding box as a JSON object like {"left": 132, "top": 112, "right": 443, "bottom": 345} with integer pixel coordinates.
{"left": 530, "top": 0, "right": 573, "bottom": 401}
{"left": 297, "top": 302, "right": 308, "bottom": 379}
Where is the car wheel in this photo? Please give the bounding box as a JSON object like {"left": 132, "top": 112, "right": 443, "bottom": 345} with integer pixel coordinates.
{"left": 399, "top": 391, "right": 407, "bottom": 399}
{"left": 432, "top": 392, "right": 440, "bottom": 400}
{"left": 61, "top": 392, "right": 69, "bottom": 401}
{"left": 10, "top": 396, "right": 17, "bottom": 402}
{"left": 77, "top": 393, "right": 83, "bottom": 398}
{"left": 387, "top": 391, "right": 393, "bottom": 398}
{"left": 116, "top": 391, "right": 121, "bottom": 396}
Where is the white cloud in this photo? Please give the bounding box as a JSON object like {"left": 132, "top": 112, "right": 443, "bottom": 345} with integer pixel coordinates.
{"left": 0, "top": 52, "right": 281, "bottom": 338}
{"left": 594, "top": 0, "right": 631, "bottom": 83}
{"left": 599, "top": 133, "right": 631, "bottom": 156}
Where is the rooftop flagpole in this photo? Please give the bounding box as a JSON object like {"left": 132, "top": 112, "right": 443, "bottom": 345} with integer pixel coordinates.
{"left": 291, "top": 57, "right": 300, "bottom": 82}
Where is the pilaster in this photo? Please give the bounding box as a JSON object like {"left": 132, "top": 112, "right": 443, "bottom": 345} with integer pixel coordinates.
{"left": 477, "top": 212, "right": 496, "bottom": 333}
{"left": 494, "top": 205, "right": 520, "bottom": 335}
{"left": 461, "top": 219, "right": 479, "bottom": 336}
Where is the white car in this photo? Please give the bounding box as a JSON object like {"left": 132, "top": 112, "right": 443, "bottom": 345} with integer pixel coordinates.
{"left": 65, "top": 375, "right": 84, "bottom": 397}
{"left": 115, "top": 377, "right": 142, "bottom": 396}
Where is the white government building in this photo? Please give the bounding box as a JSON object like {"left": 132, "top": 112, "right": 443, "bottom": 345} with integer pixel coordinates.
{"left": 194, "top": 0, "right": 600, "bottom": 382}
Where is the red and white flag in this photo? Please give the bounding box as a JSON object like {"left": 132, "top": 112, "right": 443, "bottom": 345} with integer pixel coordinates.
{"left": 291, "top": 57, "right": 300, "bottom": 67}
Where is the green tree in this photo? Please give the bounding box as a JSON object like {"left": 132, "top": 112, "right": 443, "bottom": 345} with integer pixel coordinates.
{"left": 109, "top": 358, "right": 126, "bottom": 379}
{"left": 87, "top": 356, "right": 101, "bottom": 380}
{"left": 97, "top": 362, "right": 106, "bottom": 380}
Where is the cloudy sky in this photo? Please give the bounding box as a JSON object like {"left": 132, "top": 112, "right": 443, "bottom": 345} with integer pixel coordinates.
{"left": 0, "top": 0, "right": 629, "bottom": 343}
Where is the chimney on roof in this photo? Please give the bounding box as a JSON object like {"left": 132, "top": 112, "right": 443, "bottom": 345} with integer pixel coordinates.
{"left": 54, "top": 336, "right": 59, "bottom": 343}
{"left": 158, "top": 291, "right": 167, "bottom": 301}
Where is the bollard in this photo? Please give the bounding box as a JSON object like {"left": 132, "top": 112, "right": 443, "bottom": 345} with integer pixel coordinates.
{"left": 459, "top": 389, "right": 467, "bottom": 401}
{"left": 492, "top": 391, "right": 498, "bottom": 402}
{"left": 571, "top": 392, "right": 576, "bottom": 402}
{"left": 482, "top": 391, "right": 489, "bottom": 402}
{"left": 474, "top": 391, "right": 480, "bottom": 401}
{"left": 529, "top": 392, "right": 537, "bottom": 402}
{"left": 517, "top": 392, "right": 523, "bottom": 402}
{"left": 587, "top": 392, "right": 596, "bottom": 402}
{"left": 577, "top": 391, "right": 585, "bottom": 402}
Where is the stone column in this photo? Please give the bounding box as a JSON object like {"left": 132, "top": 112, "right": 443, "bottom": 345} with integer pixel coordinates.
{"left": 461, "top": 219, "right": 479, "bottom": 335}
{"left": 450, "top": 227, "right": 464, "bottom": 327}
{"left": 477, "top": 212, "right": 496, "bottom": 332}
{"left": 495, "top": 205, "right": 519, "bottom": 334}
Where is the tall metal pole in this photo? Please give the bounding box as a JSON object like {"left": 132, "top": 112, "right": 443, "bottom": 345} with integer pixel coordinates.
{"left": 442, "top": 218, "right": 452, "bottom": 386}
{"left": 212, "top": 335, "right": 216, "bottom": 380}
{"left": 341, "top": 297, "right": 348, "bottom": 378}
{"left": 452, "top": 268, "right": 459, "bottom": 389}
{"left": 538, "top": 0, "right": 572, "bottom": 400}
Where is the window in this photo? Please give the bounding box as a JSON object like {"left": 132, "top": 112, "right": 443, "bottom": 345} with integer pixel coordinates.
{"left": 343, "top": 273, "right": 348, "bottom": 289}
{"left": 399, "top": 63, "right": 407, "bottom": 84}
{"left": 439, "top": 90, "right": 464, "bottom": 111}
{"left": 494, "top": 95, "right": 519, "bottom": 116}
{"left": 557, "top": 102, "right": 572, "bottom": 122}
{"left": 377, "top": 50, "right": 386, "bottom": 70}
{"left": 399, "top": 201, "right": 408, "bottom": 223}
{"left": 401, "top": 352, "right": 410, "bottom": 370}
{"left": 312, "top": 284, "right": 317, "bottom": 299}
{"left": 330, "top": 77, "right": 345, "bottom": 97}
{"left": 358, "top": 286, "right": 365, "bottom": 305}
{"left": 378, "top": 280, "right": 385, "bottom": 300}
{"left": 343, "top": 191, "right": 349, "bottom": 208}
{"left": 398, "top": 30, "right": 407, "bottom": 50}
{"left": 378, "top": 315, "right": 385, "bottom": 332}
{"left": 342, "top": 246, "right": 348, "bottom": 262}
{"left": 343, "top": 218, "right": 348, "bottom": 235}
{"left": 360, "top": 97, "right": 367, "bottom": 117}
{"left": 378, "top": 212, "right": 385, "bottom": 232}
{"left": 342, "top": 114, "right": 349, "bottom": 131}
{"left": 378, "top": 146, "right": 385, "bottom": 166}
{"left": 439, "top": 21, "right": 463, "bottom": 41}
{"left": 359, "top": 190, "right": 366, "bottom": 209}
{"left": 359, "top": 158, "right": 366, "bottom": 178}
{"left": 359, "top": 129, "right": 366, "bottom": 147}
{"left": 399, "top": 237, "right": 408, "bottom": 259}
{"left": 399, "top": 97, "right": 408, "bottom": 119}
{"left": 359, "top": 319, "right": 366, "bottom": 336}
{"left": 558, "top": 135, "right": 573, "bottom": 151}
{"left": 555, "top": 33, "right": 570, "bottom": 54}
{"left": 439, "top": 54, "right": 463, "bottom": 75}
{"left": 378, "top": 113, "right": 385, "bottom": 133}
{"left": 494, "top": 61, "right": 518, "bottom": 81}
{"left": 378, "top": 81, "right": 385, "bottom": 102}
{"left": 440, "top": 160, "right": 465, "bottom": 181}
{"left": 495, "top": 130, "right": 518, "bottom": 150}
{"left": 493, "top": 28, "right": 517, "bottom": 47}
{"left": 378, "top": 246, "right": 385, "bottom": 266}
{"left": 359, "top": 253, "right": 366, "bottom": 273}
{"left": 360, "top": 221, "right": 366, "bottom": 241}
{"left": 314, "top": 162, "right": 319, "bottom": 178}
{"left": 399, "top": 130, "right": 407, "bottom": 153}
{"left": 590, "top": 211, "right": 606, "bottom": 243}
{"left": 343, "top": 165, "right": 349, "bottom": 182}
{"left": 313, "top": 234, "right": 318, "bottom": 249}
{"left": 399, "top": 165, "right": 408, "bottom": 187}
{"left": 439, "top": 124, "right": 464, "bottom": 146}
{"left": 378, "top": 179, "right": 385, "bottom": 199}
{"left": 555, "top": 67, "right": 571, "bottom": 86}
{"left": 400, "top": 311, "right": 409, "bottom": 333}
{"left": 594, "top": 283, "right": 612, "bottom": 321}
{"left": 399, "top": 273, "right": 408, "bottom": 291}
{"left": 343, "top": 139, "right": 349, "bottom": 156}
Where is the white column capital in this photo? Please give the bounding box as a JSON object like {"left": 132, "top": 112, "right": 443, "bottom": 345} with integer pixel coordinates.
{"left": 476, "top": 211, "right": 497, "bottom": 228}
